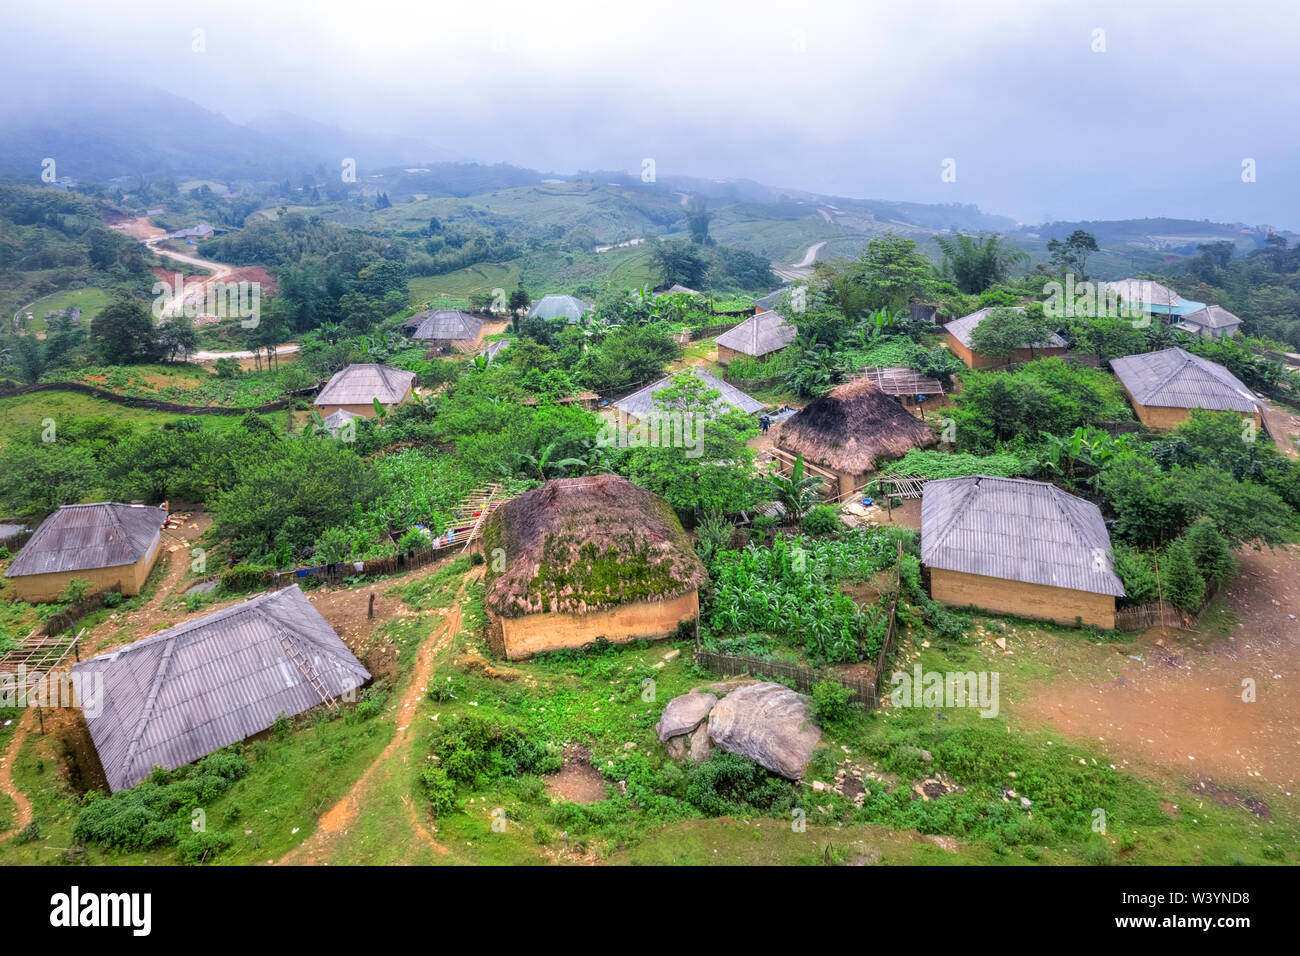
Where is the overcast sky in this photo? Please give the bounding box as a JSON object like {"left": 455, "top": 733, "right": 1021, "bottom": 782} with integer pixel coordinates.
{"left": 4, "top": 0, "right": 1298, "bottom": 227}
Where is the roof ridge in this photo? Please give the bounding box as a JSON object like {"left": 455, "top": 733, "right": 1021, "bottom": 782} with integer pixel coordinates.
{"left": 119, "top": 634, "right": 180, "bottom": 785}
{"left": 925, "top": 475, "right": 984, "bottom": 555}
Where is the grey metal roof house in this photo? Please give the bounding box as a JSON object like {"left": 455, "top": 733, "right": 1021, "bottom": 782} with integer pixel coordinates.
{"left": 528, "top": 294, "right": 591, "bottom": 323}
{"left": 73, "top": 586, "right": 370, "bottom": 792}
{"left": 943, "top": 307, "right": 1068, "bottom": 350}
{"left": 406, "top": 309, "right": 484, "bottom": 342}
{"left": 715, "top": 310, "right": 797, "bottom": 359}
{"left": 613, "top": 367, "right": 765, "bottom": 422}
{"left": 752, "top": 288, "right": 790, "bottom": 312}
{"left": 653, "top": 284, "right": 700, "bottom": 297}
{"left": 479, "top": 339, "right": 511, "bottom": 361}
{"left": 320, "top": 408, "right": 361, "bottom": 435}
{"left": 1109, "top": 347, "right": 1260, "bottom": 415}
{"left": 5, "top": 503, "right": 165, "bottom": 581}
{"left": 1176, "top": 304, "right": 1242, "bottom": 338}
{"left": 922, "top": 475, "right": 1125, "bottom": 597}
{"left": 315, "top": 363, "right": 416, "bottom": 409}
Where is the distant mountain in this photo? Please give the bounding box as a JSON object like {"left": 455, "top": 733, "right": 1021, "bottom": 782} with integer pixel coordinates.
{"left": 244, "top": 112, "right": 467, "bottom": 171}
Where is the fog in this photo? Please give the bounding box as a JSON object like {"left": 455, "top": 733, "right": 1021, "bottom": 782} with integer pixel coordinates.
{"left": 3, "top": 0, "right": 1298, "bottom": 226}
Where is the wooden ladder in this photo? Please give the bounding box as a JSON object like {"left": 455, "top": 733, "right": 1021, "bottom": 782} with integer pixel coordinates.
{"left": 279, "top": 632, "right": 336, "bottom": 709}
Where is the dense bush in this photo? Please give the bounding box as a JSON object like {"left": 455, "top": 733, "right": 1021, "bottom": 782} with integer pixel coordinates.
{"left": 686, "top": 752, "right": 795, "bottom": 816}
{"left": 426, "top": 714, "right": 561, "bottom": 794}
{"left": 801, "top": 504, "right": 841, "bottom": 536}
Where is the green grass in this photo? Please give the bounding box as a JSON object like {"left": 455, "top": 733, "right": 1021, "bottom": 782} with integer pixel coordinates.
{"left": 0, "top": 391, "right": 291, "bottom": 452}
{"left": 11, "top": 287, "right": 110, "bottom": 335}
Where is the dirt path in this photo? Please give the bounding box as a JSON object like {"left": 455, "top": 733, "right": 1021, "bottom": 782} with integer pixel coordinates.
{"left": 277, "top": 570, "right": 478, "bottom": 865}
{"left": 1019, "top": 545, "right": 1300, "bottom": 793}
{"left": 0, "top": 711, "right": 34, "bottom": 839}
{"left": 1260, "top": 399, "right": 1300, "bottom": 460}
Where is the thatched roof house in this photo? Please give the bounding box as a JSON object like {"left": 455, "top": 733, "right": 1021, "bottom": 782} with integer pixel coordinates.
{"left": 1110, "top": 346, "right": 1261, "bottom": 429}
{"left": 74, "top": 586, "right": 368, "bottom": 791}
{"left": 314, "top": 363, "right": 416, "bottom": 418}
{"left": 715, "top": 310, "right": 796, "bottom": 364}
{"left": 922, "top": 475, "right": 1124, "bottom": 628}
{"left": 5, "top": 503, "right": 165, "bottom": 602}
{"left": 776, "top": 378, "right": 936, "bottom": 499}
{"left": 483, "top": 475, "right": 705, "bottom": 659}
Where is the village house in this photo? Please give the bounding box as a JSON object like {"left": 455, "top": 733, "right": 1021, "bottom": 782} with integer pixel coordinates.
{"left": 479, "top": 338, "right": 511, "bottom": 362}
{"left": 612, "top": 366, "right": 764, "bottom": 429}
{"left": 1174, "top": 304, "right": 1243, "bottom": 339}
{"left": 774, "top": 377, "right": 936, "bottom": 500}
{"left": 528, "top": 293, "right": 592, "bottom": 324}
{"left": 943, "top": 307, "right": 1068, "bottom": 369}
{"left": 404, "top": 308, "right": 484, "bottom": 351}
{"left": 714, "top": 310, "right": 797, "bottom": 365}
{"left": 314, "top": 363, "right": 417, "bottom": 418}
{"left": 921, "top": 475, "right": 1125, "bottom": 629}
{"left": 72, "top": 586, "right": 369, "bottom": 791}
{"left": 482, "top": 475, "right": 705, "bottom": 660}
{"left": 1100, "top": 278, "right": 1208, "bottom": 324}
{"left": 1109, "top": 346, "right": 1262, "bottom": 430}
{"left": 3, "top": 503, "right": 166, "bottom": 603}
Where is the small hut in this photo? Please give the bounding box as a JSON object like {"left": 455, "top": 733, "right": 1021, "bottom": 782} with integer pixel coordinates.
{"left": 483, "top": 475, "right": 705, "bottom": 660}
{"left": 405, "top": 309, "right": 484, "bottom": 351}
{"left": 528, "top": 294, "right": 592, "bottom": 324}
{"left": 715, "top": 310, "right": 796, "bottom": 365}
{"left": 73, "top": 586, "right": 369, "bottom": 791}
{"left": 4, "top": 503, "right": 165, "bottom": 603}
{"left": 314, "top": 363, "right": 416, "bottom": 418}
{"left": 775, "top": 378, "right": 936, "bottom": 499}
{"left": 1109, "top": 346, "right": 1262, "bottom": 430}
{"left": 943, "top": 307, "right": 1068, "bottom": 368}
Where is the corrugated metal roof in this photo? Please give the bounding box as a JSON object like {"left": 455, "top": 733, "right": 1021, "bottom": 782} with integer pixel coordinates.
{"left": 72, "top": 586, "right": 370, "bottom": 792}
{"left": 5, "top": 503, "right": 165, "bottom": 579}
{"left": 1101, "top": 278, "right": 1182, "bottom": 308}
{"left": 479, "top": 339, "right": 511, "bottom": 360}
{"left": 944, "top": 307, "right": 1068, "bottom": 350}
{"left": 614, "top": 367, "right": 765, "bottom": 420}
{"left": 1109, "top": 347, "right": 1259, "bottom": 414}
{"left": 1180, "top": 304, "right": 1242, "bottom": 330}
{"left": 528, "top": 294, "right": 591, "bottom": 322}
{"left": 921, "top": 476, "right": 1125, "bottom": 597}
{"left": 315, "top": 363, "right": 416, "bottom": 407}
{"left": 408, "top": 309, "right": 483, "bottom": 341}
{"left": 715, "top": 311, "right": 797, "bottom": 357}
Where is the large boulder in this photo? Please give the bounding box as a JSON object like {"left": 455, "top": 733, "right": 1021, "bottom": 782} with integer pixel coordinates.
{"left": 655, "top": 692, "right": 718, "bottom": 741}
{"left": 706, "top": 682, "right": 821, "bottom": 780}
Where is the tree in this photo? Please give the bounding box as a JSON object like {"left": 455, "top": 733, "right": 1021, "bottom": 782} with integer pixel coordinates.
{"left": 763, "top": 454, "right": 825, "bottom": 524}
{"left": 91, "top": 292, "right": 157, "bottom": 364}
{"left": 654, "top": 241, "right": 709, "bottom": 289}
{"left": 855, "top": 234, "right": 935, "bottom": 311}
{"left": 1161, "top": 537, "right": 1205, "bottom": 612}
{"left": 934, "top": 233, "right": 1027, "bottom": 293}
{"left": 156, "top": 314, "right": 199, "bottom": 362}
{"left": 0, "top": 443, "right": 101, "bottom": 518}
{"left": 684, "top": 197, "right": 712, "bottom": 244}
{"left": 967, "top": 306, "right": 1058, "bottom": 362}
{"left": 1046, "top": 229, "right": 1099, "bottom": 281}
{"left": 1184, "top": 517, "right": 1236, "bottom": 589}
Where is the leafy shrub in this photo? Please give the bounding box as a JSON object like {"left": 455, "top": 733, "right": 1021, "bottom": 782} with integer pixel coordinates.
{"left": 1112, "top": 546, "right": 1158, "bottom": 606}
{"left": 802, "top": 505, "right": 841, "bottom": 536}
{"left": 220, "top": 563, "right": 272, "bottom": 592}
{"left": 178, "top": 829, "right": 234, "bottom": 865}
{"left": 1184, "top": 517, "right": 1236, "bottom": 588}
{"left": 272, "top": 711, "right": 291, "bottom": 740}
{"left": 312, "top": 525, "right": 353, "bottom": 564}
{"left": 686, "top": 752, "right": 794, "bottom": 817}
{"left": 57, "top": 578, "right": 93, "bottom": 605}
{"left": 428, "top": 714, "right": 561, "bottom": 789}
{"left": 1162, "top": 537, "right": 1205, "bottom": 611}
{"left": 420, "top": 765, "right": 458, "bottom": 816}
{"left": 102, "top": 590, "right": 123, "bottom": 608}
{"left": 397, "top": 527, "right": 431, "bottom": 553}
{"left": 810, "top": 677, "right": 855, "bottom": 725}
{"left": 14, "top": 821, "right": 41, "bottom": 844}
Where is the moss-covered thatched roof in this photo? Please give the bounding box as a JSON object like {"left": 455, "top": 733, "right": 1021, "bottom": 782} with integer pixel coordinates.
{"left": 776, "top": 377, "right": 936, "bottom": 474}
{"left": 483, "top": 475, "right": 706, "bottom": 618}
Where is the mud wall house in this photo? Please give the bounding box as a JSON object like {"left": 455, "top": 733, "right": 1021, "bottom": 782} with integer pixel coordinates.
{"left": 1109, "top": 347, "right": 1263, "bottom": 431}
{"left": 612, "top": 366, "right": 764, "bottom": 430}
{"left": 482, "top": 475, "right": 706, "bottom": 660}
{"left": 406, "top": 308, "right": 485, "bottom": 352}
{"left": 921, "top": 476, "right": 1125, "bottom": 629}
{"left": 943, "top": 307, "right": 1068, "bottom": 369}
{"left": 774, "top": 377, "right": 936, "bottom": 500}
{"left": 3, "top": 503, "right": 166, "bottom": 603}
{"left": 714, "top": 310, "right": 797, "bottom": 366}
{"left": 72, "top": 586, "right": 370, "bottom": 792}
{"left": 527, "top": 294, "right": 592, "bottom": 324}
{"left": 313, "top": 363, "right": 416, "bottom": 418}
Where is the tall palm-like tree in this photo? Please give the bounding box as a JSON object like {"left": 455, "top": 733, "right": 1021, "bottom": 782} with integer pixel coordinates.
{"left": 764, "top": 454, "right": 825, "bottom": 524}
